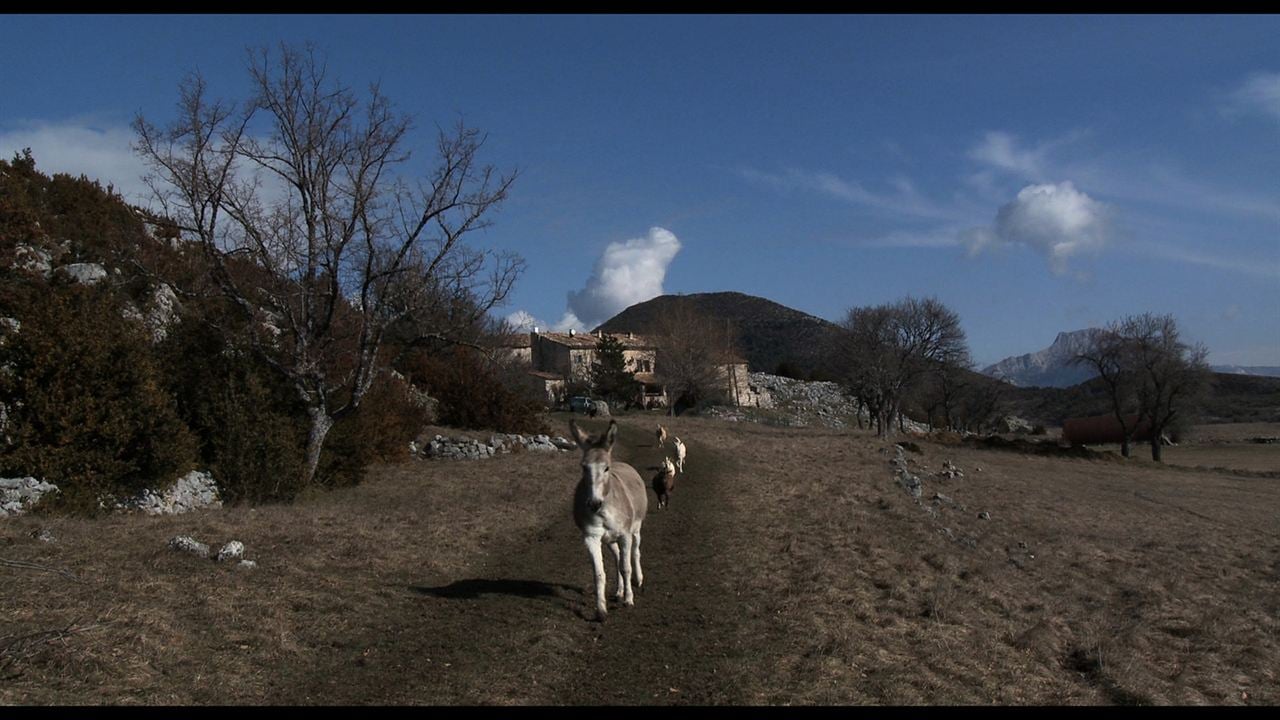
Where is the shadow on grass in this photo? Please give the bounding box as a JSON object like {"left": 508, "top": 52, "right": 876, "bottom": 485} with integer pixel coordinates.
{"left": 410, "top": 578, "right": 581, "bottom": 601}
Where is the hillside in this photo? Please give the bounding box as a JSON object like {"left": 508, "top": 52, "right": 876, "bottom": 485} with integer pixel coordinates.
{"left": 997, "top": 372, "right": 1280, "bottom": 427}
{"left": 595, "top": 291, "right": 845, "bottom": 377}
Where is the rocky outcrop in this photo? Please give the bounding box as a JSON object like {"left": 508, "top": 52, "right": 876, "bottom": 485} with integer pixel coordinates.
{"left": 417, "top": 433, "right": 575, "bottom": 461}
{"left": 122, "top": 283, "right": 182, "bottom": 343}
{"left": 113, "top": 470, "right": 222, "bottom": 515}
{"left": 0, "top": 477, "right": 59, "bottom": 517}
{"left": 706, "top": 373, "right": 941, "bottom": 434}
{"left": 55, "top": 262, "right": 108, "bottom": 285}
{"left": 981, "top": 329, "right": 1102, "bottom": 388}
{"left": 11, "top": 244, "right": 52, "bottom": 278}
{"left": 994, "top": 415, "right": 1034, "bottom": 435}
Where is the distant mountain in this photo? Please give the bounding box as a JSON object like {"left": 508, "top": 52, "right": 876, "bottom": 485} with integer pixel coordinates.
{"left": 594, "top": 291, "right": 845, "bottom": 377}
{"left": 981, "top": 329, "right": 1103, "bottom": 389}
{"left": 1210, "top": 365, "right": 1280, "bottom": 378}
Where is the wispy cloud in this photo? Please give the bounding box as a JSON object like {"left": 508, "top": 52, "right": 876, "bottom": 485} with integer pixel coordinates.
{"left": 966, "top": 129, "right": 1091, "bottom": 184}
{"left": 858, "top": 228, "right": 965, "bottom": 249}
{"left": 1226, "top": 71, "right": 1280, "bottom": 123}
{"left": 738, "top": 167, "right": 961, "bottom": 221}
{"left": 0, "top": 119, "right": 150, "bottom": 204}
{"left": 968, "top": 131, "right": 1047, "bottom": 179}
{"left": 1133, "top": 241, "right": 1280, "bottom": 280}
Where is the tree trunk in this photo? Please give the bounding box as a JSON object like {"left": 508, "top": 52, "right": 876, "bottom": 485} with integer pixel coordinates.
{"left": 302, "top": 405, "right": 335, "bottom": 486}
{"left": 1120, "top": 436, "right": 1131, "bottom": 458}
{"left": 1150, "top": 431, "right": 1164, "bottom": 462}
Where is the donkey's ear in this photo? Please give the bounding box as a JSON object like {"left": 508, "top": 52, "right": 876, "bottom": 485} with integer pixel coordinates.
{"left": 602, "top": 420, "right": 619, "bottom": 449}
{"left": 569, "top": 420, "right": 591, "bottom": 449}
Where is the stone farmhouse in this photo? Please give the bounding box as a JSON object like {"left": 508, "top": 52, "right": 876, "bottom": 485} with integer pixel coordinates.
{"left": 492, "top": 328, "right": 761, "bottom": 409}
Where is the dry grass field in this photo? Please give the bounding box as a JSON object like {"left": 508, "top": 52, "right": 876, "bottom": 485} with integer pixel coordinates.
{"left": 2, "top": 415, "right": 1277, "bottom": 705}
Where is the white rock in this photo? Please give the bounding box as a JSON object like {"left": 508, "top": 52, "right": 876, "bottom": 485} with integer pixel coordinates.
{"left": 12, "top": 245, "right": 52, "bottom": 277}
{"left": 115, "top": 470, "right": 221, "bottom": 515}
{"left": 168, "top": 535, "right": 210, "bottom": 558}
{"left": 56, "top": 263, "right": 108, "bottom": 285}
{"left": 237, "top": 559, "right": 257, "bottom": 570}
{"left": 0, "top": 477, "right": 60, "bottom": 517}
{"left": 216, "top": 540, "right": 245, "bottom": 563}
{"left": 145, "top": 284, "right": 180, "bottom": 342}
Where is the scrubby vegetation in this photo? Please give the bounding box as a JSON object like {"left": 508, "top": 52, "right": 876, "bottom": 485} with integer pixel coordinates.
{"left": 0, "top": 151, "right": 539, "bottom": 512}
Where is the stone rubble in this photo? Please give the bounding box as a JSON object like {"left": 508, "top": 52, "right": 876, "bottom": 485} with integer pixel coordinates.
{"left": 0, "top": 476, "right": 60, "bottom": 517}
{"left": 418, "top": 433, "right": 575, "bottom": 461}
{"left": 12, "top": 244, "right": 52, "bottom": 277}
{"left": 216, "top": 541, "right": 245, "bottom": 563}
{"left": 113, "top": 470, "right": 222, "bottom": 515}
{"left": 705, "top": 372, "right": 934, "bottom": 433}
{"left": 55, "top": 262, "right": 108, "bottom": 285}
{"left": 168, "top": 535, "right": 257, "bottom": 568}
{"left": 168, "top": 535, "right": 210, "bottom": 559}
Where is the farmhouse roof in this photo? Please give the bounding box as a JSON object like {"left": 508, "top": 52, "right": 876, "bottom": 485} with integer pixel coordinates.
{"left": 489, "top": 333, "right": 532, "bottom": 348}
{"left": 538, "top": 330, "right": 658, "bottom": 350}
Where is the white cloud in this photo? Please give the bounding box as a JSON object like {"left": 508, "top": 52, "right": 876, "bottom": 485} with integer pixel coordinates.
{"left": 562, "top": 227, "right": 682, "bottom": 331}
{"left": 504, "top": 310, "right": 542, "bottom": 331}
{"left": 552, "top": 311, "right": 585, "bottom": 333}
{"left": 1228, "top": 71, "right": 1280, "bottom": 123}
{"left": 963, "top": 182, "right": 1113, "bottom": 275}
{"left": 0, "top": 120, "right": 151, "bottom": 204}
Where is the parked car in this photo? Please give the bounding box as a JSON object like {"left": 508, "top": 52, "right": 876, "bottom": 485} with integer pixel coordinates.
{"left": 569, "top": 396, "right": 594, "bottom": 414}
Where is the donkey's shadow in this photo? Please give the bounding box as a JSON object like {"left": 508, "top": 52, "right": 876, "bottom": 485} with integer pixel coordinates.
{"left": 410, "top": 578, "right": 580, "bottom": 602}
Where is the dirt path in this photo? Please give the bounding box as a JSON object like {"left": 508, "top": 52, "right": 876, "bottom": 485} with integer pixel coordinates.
{"left": 283, "top": 420, "right": 767, "bottom": 704}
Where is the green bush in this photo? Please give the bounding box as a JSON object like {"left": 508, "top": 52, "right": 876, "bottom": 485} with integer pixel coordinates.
{"left": 318, "top": 370, "right": 433, "bottom": 487}
{"left": 156, "top": 315, "right": 310, "bottom": 504}
{"left": 405, "top": 346, "right": 548, "bottom": 435}
{"left": 0, "top": 279, "right": 198, "bottom": 513}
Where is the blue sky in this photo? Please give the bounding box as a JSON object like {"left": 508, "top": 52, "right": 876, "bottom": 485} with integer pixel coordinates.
{"left": 2, "top": 14, "right": 1277, "bottom": 366}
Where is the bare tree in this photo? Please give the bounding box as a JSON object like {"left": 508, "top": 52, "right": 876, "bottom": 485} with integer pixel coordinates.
{"left": 652, "top": 302, "right": 736, "bottom": 416}
{"left": 955, "top": 378, "right": 1004, "bottom": 434}
{"left": 1073, "top": 315, "right": 1210, "bottom": 461}
{"left": 1072, "top": 326, "right": 1141, "bottom": 457}
{"left": 831, "top": 296, "right": 969, "bottom": 438}
{"left": 1126, "top": 314, "right": 1211, "bottom": 462}
{"left": 916, "top": 353, "right": 975, "bottom": 431}
{"left": 133, "top": 44, "right": 522, "bottom": 485}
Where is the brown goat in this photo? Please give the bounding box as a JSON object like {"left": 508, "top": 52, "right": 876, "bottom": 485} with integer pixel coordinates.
{"left": 652, "top": 456, "right": 677, "bottom": 510}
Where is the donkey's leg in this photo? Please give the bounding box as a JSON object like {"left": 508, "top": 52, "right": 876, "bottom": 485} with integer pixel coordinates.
{"left": 609, "top": 540, "right": 624, "bottom": 602}
{"left": 618, "top": 533, "right": 635, "bottom": 606}
{"left": 584, "top": 534, "right": 608, "bottom": 621}
{"left": 632, "top": 529, "right": 644, "bottom": 593}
